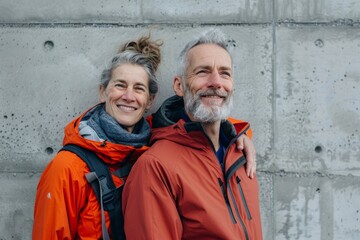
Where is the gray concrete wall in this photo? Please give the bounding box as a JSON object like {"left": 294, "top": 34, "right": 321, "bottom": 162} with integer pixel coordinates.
{"left": 0, "top": 0, "right": 359, "bottom": 239}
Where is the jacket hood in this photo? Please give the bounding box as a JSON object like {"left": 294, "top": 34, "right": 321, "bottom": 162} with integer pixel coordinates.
{"left": 150, "top": 95, "right": 250, "bottom": 149}
{"left": 62, "top": 104, "right": 149, "bottom": 165}
{"left": 151, "top": 95, "right": 185, "bottom": 128}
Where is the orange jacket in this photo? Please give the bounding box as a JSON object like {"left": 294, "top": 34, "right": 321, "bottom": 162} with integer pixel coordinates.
{"left": 32, "top": 105, "right": 148, "bottom": 240}
{"left": 123, "top": 118, "right": 262, "bottom": 239}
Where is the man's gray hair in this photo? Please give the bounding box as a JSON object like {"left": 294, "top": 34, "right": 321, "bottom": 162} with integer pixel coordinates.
{"left": 177, "top": 28, "right": 233, "bottom": 79}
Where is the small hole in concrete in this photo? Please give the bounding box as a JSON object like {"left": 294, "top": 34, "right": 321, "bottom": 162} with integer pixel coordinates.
{"left": 315, "top": 145, "right": 322, "bottom": 153}
{"left": 45, "top": 147, "right": 54, "bottom": 155}
{"left": 226, "top": 39, "right": 237, "bottom": 47}
{"left": 44, "top": 40, "right": 54, "bottom": 51}
{"left": 314, "top": 39, "right": 324, "bottom": 48}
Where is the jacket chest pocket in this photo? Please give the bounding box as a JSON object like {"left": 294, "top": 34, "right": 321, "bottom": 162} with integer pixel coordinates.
{"left": 227, "top": 175, "right": 253, "bottom": 223}
{"left": 235, "top": 176, "right": 252, "bottom": 220}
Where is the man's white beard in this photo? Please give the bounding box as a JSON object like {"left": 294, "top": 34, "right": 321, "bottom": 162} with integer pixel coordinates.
{"left": 183, "top": 87, "right": 233, "bottom": 123}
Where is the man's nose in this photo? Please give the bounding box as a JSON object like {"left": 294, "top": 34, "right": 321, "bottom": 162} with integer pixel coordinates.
{"left": 207, "top": 71, "right": 222, "bottom": 88}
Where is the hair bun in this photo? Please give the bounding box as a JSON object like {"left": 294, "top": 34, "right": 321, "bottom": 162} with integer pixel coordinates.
{"left": 119, "top": 35, "right": 163, "bottom": 72}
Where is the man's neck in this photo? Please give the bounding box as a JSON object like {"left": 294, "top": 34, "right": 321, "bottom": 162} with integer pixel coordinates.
{"left": 185, "top": 112, "right": 222, "bottom": 151}
{"left": 201, "top": 121, "right": 221, "bottom": 151}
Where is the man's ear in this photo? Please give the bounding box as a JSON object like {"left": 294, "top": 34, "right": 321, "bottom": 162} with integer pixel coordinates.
{"left": 99, "top": 85, "right": 106, "bottom": 103}
{"left": 173, "top": 76, "right": 185, "bottom": 97}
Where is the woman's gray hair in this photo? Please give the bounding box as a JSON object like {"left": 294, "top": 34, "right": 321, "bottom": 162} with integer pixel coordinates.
{"left": 177, "top": 28, "right": 234, "bottom": 79}
{"left": 100, "top": 50, "right": 158, "bottom": 96}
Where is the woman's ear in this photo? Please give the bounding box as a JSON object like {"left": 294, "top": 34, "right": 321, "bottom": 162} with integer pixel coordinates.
{"left": 99, "top": 85, "right": 106, "bottom": 103}
{"left": 146, "top": 95, "right": 155, "bottom": 111}
{"left": 173, "top": 76, "right": 184, "bottom": 97}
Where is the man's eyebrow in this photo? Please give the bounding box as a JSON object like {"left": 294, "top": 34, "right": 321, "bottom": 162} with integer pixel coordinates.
{"left": 193, "top": 65, "right": 212, "bottom": 71}
{"left": 193, "top": 65, "right": 232, "bottom": 72}
{"left": 218, "top": 66, "right": 232, "bottom": 71}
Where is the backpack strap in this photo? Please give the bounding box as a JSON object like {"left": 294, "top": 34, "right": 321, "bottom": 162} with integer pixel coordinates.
{"left": 60, "top": 144, "right": 125, "bottom": 240}
{"left": 85, "top": 171, "right": 111, "bottom": 240}
{"left": 112, "top": 163, "right": 133, "bottom": 178}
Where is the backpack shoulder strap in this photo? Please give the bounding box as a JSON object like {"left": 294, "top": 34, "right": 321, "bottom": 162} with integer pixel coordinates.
{"left": 60, "top": 144, "right": 125, "bottom": 240}
{"left": 61, "top": 144, "right": 115, "bottom": 198}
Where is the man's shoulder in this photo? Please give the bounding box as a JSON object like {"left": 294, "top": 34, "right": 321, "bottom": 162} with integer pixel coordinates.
{"left": 136, "top": 139, "right": 186, "bottom": 169}
{"left": 147, "top": 139, "right": 184, "bottom": 157}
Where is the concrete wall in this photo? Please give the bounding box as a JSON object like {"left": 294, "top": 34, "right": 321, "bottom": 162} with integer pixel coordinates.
{"left": 0, "top": 0, "right": 359, "bottom": 239}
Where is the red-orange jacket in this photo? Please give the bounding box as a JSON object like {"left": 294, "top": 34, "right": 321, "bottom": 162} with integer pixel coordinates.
{"left": 123, "top": 118, "right": 262, "bottom": 239}
{"left": 32, "top": 105, "right": 148, "bottom": 240}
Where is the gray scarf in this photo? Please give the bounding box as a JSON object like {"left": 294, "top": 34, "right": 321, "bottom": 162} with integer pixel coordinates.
{"left": 81, "top": 104, "right": 150, "bottom": 147}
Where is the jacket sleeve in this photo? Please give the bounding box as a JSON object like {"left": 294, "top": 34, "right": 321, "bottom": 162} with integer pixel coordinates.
{"left": 122, "top": 153, "right": 183, "bottom": 240}
{"left": 32, "top": 153, "right": 87, "bottom": 240}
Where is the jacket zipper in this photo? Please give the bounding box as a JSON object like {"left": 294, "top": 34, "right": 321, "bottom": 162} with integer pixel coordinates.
{"left": 225, "top": 124, "right": 250, "bottom": 153}
{"left": 236, "top": 176, "right": 252, "bottom": 220}
{"left": 201, "top": 123, "right": 250, "bottom": 239}
{"left": 198, "top": 125, "right": 236, "bottom": 223}
{"left": 218, "top": 178, "right": 236, "bottom": 224}
{"left": 224, "top": 156, "right": 249, "bottom": 240}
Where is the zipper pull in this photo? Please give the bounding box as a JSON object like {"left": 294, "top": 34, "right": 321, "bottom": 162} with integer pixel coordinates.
{"left": 218, "top": 178, "right": 228, "bottom": 201}
{"left": 218, "top": 178, "right": 224, "bottom": 187}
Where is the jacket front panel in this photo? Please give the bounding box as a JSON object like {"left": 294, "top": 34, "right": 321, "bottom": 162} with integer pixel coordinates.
{"left": 33, "top": 105, "right": 148, "bottom": 240}
{"left": 123, "top": 119, "right": 262, "bottom": 240}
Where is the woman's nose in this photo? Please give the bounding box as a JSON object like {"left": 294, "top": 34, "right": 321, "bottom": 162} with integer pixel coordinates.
{"left": 121, "top": 88, "right": 136, "bottom": 101}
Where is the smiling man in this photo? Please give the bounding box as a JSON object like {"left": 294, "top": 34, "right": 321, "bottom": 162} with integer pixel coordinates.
{"left": 181, "top": 43, "right": 233, "bottom": 121}
{"left": 122, "top": 29, "right": 263, "bottom": 240}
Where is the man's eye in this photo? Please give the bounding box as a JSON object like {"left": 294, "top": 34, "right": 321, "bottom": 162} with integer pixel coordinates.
{"left": 197, "top": 70, "right": 208, "bottom": 75}
{"left": 221, "top": 72, "right": 231, "bottom": 77}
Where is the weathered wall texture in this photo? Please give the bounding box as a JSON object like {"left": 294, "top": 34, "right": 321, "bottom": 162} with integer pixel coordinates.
{"left": 0, "top": 0, "right": 359, "bottom": 239}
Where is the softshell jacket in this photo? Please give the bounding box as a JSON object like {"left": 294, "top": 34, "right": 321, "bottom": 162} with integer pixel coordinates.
{"left": 32, "top": 105, "right": 148, "bottom": 240}
{"left": 123, "top": 96, "right": 263, "bottom": 240}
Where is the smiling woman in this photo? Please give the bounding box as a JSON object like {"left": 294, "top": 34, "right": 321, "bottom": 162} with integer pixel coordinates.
{"left": 32, "top": 35, "right": 162, "bottom": 240}
{"left": 97, "top": 36, "right": 161, "bottom": 133}
{"left": 100, "top": 64, "right": 153, "bottom": 132}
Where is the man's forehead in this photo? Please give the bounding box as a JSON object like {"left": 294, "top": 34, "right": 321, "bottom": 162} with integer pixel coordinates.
{"left": 187, "top": 44, "right": 232, "bottom": 65}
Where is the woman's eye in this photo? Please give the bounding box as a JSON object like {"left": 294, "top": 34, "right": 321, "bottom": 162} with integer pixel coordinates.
{"left": 115, "top": 83, "right": 126, "bottom": 88}
{"left": 135, "top": 86, "right": 146, "bottom": 92}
